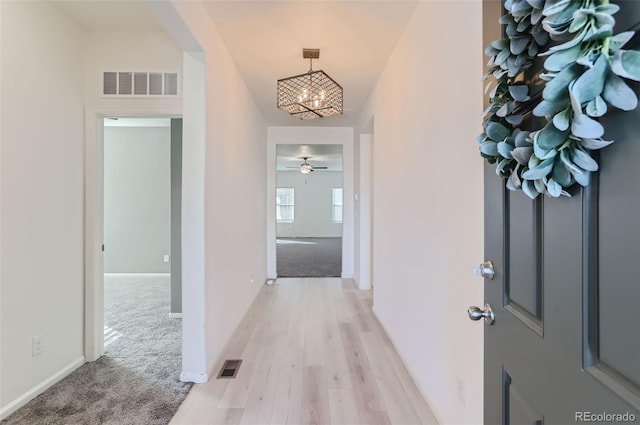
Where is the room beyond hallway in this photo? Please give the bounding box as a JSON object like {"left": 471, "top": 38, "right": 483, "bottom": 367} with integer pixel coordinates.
{"left": 276, "top": 237, "right": 342, "bottom": 277}
{"left": 170, "top": 278, "right": 438, "bottom": 425}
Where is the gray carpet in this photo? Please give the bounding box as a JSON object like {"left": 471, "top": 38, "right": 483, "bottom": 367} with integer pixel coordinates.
{"left": 2, "top": 275, "right": 192, "bottom": 425}
{"left": 276, "top": 237, "right": 342, "bottom": 277}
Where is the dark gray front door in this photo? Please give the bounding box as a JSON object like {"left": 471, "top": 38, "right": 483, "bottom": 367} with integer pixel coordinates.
{"left": 482, "top": 2, "right": 640, "bottom": 424}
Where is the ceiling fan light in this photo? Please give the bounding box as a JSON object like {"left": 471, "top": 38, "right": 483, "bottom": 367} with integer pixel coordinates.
{"left": 300, "top": 164, "right": 313, "bottom": 174}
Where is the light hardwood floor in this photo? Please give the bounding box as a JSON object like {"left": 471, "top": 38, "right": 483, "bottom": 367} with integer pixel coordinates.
{"left": 170, "top": 278, "right": 438, "bottom": 425}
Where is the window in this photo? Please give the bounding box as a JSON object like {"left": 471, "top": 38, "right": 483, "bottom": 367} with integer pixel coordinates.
{"left": 276, "top": 188, "right": 294, "bottom": 222}
{"left": 332, "top": 188, "right": 343, "bottom": 223}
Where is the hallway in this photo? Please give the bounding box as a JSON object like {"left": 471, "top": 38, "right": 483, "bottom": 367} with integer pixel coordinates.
{"left": 170, "top": 278, "right": 438, "bottom": 425}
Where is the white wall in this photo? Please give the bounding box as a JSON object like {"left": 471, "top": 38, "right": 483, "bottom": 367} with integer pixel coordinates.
{"left": 84, "top": 31, "right": 183, "bottom": 112}
{"left": 276, "top": 171, "right": 343, "bottom": 238}
{"left": 171, "top": 1, "right": 267, "bottom": 380}
{"left": 267, "top": 127, "right": 354, "bottom": 278}
{"left": 0, "top": 1, "right": 85, "bottom": 417}
{"left": 104, "top": 125, "right": 171, "bottom": 273}
{"left": 357, "top": 2, "right": 484, "bottom": 424}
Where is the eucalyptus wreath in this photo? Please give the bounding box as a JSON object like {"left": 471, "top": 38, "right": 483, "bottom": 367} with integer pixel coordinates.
{"left": 479, "top": 0, "right": 640, "bottom": 198}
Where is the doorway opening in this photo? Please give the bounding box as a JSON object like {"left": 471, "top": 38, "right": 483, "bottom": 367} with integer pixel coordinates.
{"left": 102, "top": 117, "right": 185, "bottom": 384}
{"left": 275, "top": 144, "right": 344, "bottom": 277}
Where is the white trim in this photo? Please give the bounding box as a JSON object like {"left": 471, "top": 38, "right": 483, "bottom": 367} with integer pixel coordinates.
{"left": 104, "top": 273, "right": 170, "bottom": 277}
{"left": 0, "top": 356, "right": 85, "bottom": 420}
{"left": 371, "top": 307, "right": 443, "bottom": 425}
{"left": 180, "top": 372, "right": 207, "bottom": 384}
{"left": 169, "top": 312, "right": 183, "bottom": 319}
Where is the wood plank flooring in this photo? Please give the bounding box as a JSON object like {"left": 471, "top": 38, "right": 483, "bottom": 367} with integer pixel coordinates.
{"left": 170, "top": 278, "right": 438, "bottom": 425}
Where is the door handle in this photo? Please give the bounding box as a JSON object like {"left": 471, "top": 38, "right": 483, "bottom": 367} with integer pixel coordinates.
{"left": 473, "top": 260, "right": 495, "bottom": 280}
{"left": 468, "top": 304, "right": 495, "bottom": 325}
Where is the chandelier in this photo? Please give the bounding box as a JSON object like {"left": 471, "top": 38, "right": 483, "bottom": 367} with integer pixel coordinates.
{"left": 277, "top": 48, "right": 343, "bottom": 120}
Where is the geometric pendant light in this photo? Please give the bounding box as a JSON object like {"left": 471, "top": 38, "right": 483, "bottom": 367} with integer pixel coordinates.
{"left": 277, "top": 48, "right": 343, "bottom": 120}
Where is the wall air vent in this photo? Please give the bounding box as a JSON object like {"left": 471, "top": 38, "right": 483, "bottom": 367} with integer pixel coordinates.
{"left": 102, "top": 71, "right": 180, "bottom": 98}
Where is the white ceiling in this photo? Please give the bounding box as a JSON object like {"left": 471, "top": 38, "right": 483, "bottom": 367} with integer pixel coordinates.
{"left": 52, "top": 0, "right": 418, "bottom": 128}
{"left": 202, "top": 1, "right": 419, "bottom": 127}
{"left": 53, "top": 0, "right": 164, "bottom": 32}
{"left": 276, "top": 144, "right": 343, "bottom": 171}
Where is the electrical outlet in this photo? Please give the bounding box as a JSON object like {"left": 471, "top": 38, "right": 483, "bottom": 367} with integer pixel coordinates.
{"left": 163, "top": 255, "right": 170, "bottom": 263}
{"left": 32, "top": 335, "right": 44, "bottom": 357}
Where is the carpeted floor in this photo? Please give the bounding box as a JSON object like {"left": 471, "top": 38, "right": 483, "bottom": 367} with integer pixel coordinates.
{"left": 276, "top": 237, "right": 342, "bottom": 277}
{"left": 2, "top": 274, "right": 192, "bottom": 425}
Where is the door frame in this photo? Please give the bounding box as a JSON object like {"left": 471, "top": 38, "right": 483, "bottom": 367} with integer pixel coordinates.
{"left": 266, "top": 129, "right": 355, "bottom": 279}
{"left": 84, "top": 108, "right": 182, "bottom": 362}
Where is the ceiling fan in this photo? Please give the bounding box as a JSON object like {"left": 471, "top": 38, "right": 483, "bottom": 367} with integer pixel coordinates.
{"left": 287, "top": 157, "right": 328, "bottom": 174}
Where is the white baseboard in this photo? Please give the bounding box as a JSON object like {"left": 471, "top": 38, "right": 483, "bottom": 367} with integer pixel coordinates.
{"left": 180, "top": 371, "right": 208, "bottom": 384}
{"left": 0, "top": 356, "right": 85, "bottom": 421}
{"left": 169, "top": 312, "right": 182, "bottom": 319}
{"left": 104, "top": 273, "right": 170, "bottom": 277}
{"left": 371, "top": 307, "right": 444, "bottom": 425}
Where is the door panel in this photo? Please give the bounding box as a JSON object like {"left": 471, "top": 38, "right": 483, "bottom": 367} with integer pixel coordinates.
{"left": 504, "top": 369, "right": 544, "bottom": 425}
{"left": 505, "top": 190, "right": 543, "bottom": 325}
{"left": 483, "top": 1, "right": 640, "bottom": 423}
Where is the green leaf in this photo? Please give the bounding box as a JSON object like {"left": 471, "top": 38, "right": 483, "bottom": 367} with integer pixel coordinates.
{"left": 543, "top": 0, "right": 572, "bottom": 17}
{"left": 560, "top": 149, "right": 583, "bottom": 175}
{"left": 491, "top": 39, "right": 509, "bottom": 50}
{"left": 609, "top": 31, "right": 635, "bottom": 52}
{"left": 571, "top": 113, "right": 604, "bottom": 138}
{"left": 514, "top": 130, "right": 531, "bottom": 147}
{"left": 486, "top": 122, "right": 510, "bottom": 142}
{"left": 510, "top": 36, "right": 531, "bottom": 55}
{"left": 568, "top": 9, "right": 589, "bottom": 33}
{"left": 572, "top": 168, "right": 591, "bottom": 186}
{"left": 595, "top": 4, "right": 620, "bottom": 15}
{"left": 496, "top": 159, "right": 512, "bottom": 177}
{"left": 536, "top": 122, "right": 569, "bottom": 149}
{"left": 495, "top": 48, "right": 511, "bottom": 66}
{"left": 534, "top": 141, "right": 558, "bottom": 160}
{"left": 547, "top": 178, "right": 563, "bottom": 197}
{"left": 541, "top": 25, "right": 588, "bottom": 56}
{"left": 579, "top": 138, "right": 614, "bottom": 150}
{"left": 533, "top": 98, "right": 569, "bottom": 117}
{"left": 544, "top": 44, "right": 582, "bottom": 72}
{"left": 552, "top": 108, "right": 571, "bottom": 131}
{"left": 611, "top": 50, "right": 640, "bottom": 81}
{"left": 571, "top": 148, "right": 599, "bottom": 171}
{"left": 522, "top": 156, "right": 555, "bottom": 180}
{"left": 506, "top": 114, "right": 524, "bottom": 125}
{"left": 571, "top": 54, "right": 608, "bottom": 105}
{"left": 527, "top": 0, "right": 544, "bottom": 10}
{"left": 585, "top": 96, "right": 607, "bottom": 117}
{"left": 480, "top": 142, "right": 499, "bottom": 156}
{"left": 498, "top": 142, "right": 515, "bottom": 159}
{"left": 522, "top": 180, "right": 540, "bottom": 199}
{"left": 552, "top": 157, "right": 572, "bottom": 186}
{"left": 512, "top": 147, "right": 533, "bottom": 165}
{"left": 509, "top": 84, "right": 530, "bottom": 102}
{"left": 534, "top": 178, "right": 546, "bottom": 193}
{"left": 543, "top": 63, "right": 582, "bottom": 101}
{"left": 602, "top": 71, "right": 638, "bottom": 111}
{"left": 506, "top": 170, "right": 522, "bottom": 190}
{"left": 594, "top": 12, "right": 615, "bottom": 29}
